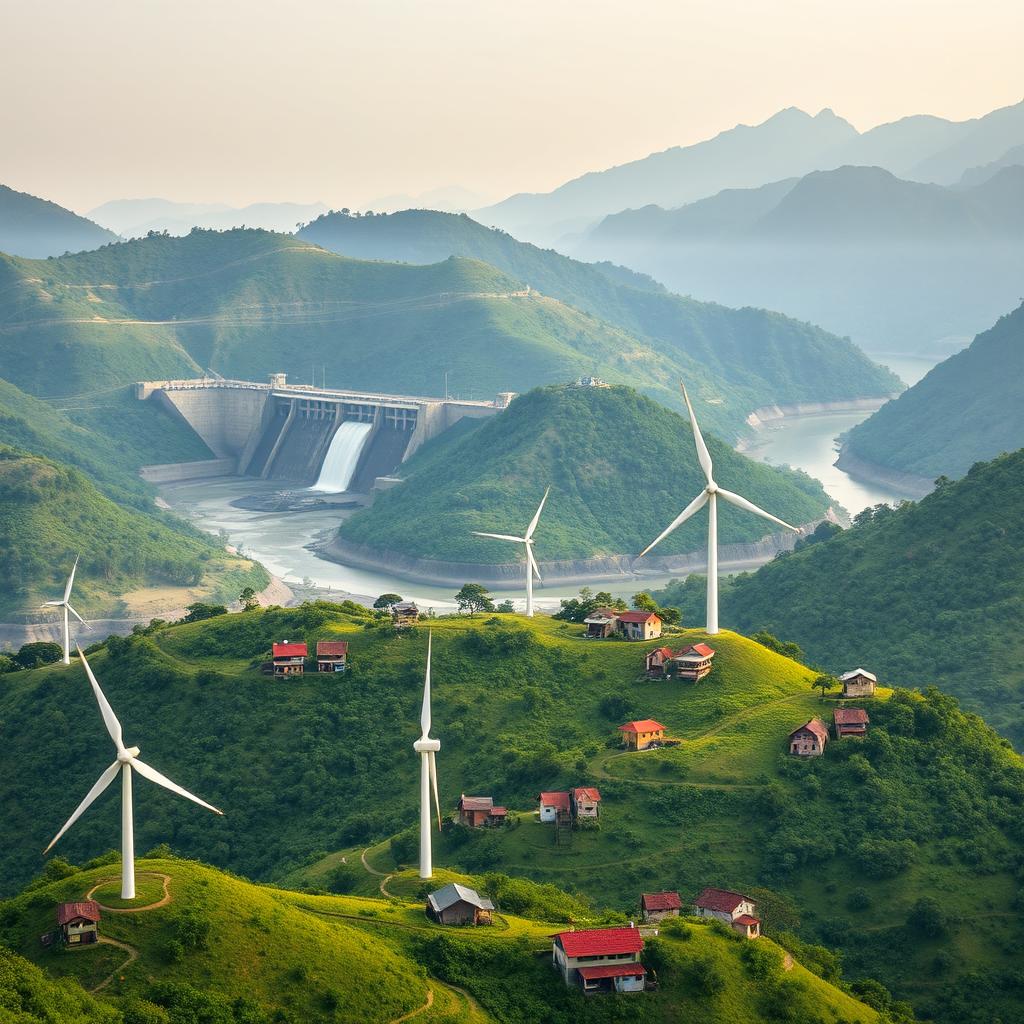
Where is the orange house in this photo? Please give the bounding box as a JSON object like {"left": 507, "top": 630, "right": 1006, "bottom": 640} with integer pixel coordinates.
{"left": 617, "top": 719, "right": 666, "bottom": 751}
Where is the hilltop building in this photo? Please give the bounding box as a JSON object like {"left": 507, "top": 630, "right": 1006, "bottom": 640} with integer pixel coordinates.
{"left": 316, "top": 640, "right": 348, "bottom": 673}
{"left": 788, "top": 718, "right": 829, "bottom": 757}
{"left": 616, "top": 611, "right": 662, "bottom": 641}
{"left": 551, "top": 926, "right": 646, "bottom": 993}
{"left": 645, "top": 643, "right": 715, "bottom": 680}
{"left": 834, "top": 707, "right": 869, "bottom": 739}
{"left": 272, "top": 641, "right": 307, "bottom": 676}
{"left": 840, "top": 669, "right": 877, "bottom": 697}
{"left": 392, "top": 602, "right": 420, "bottom": 626}
{"left": 584, "top": 608, "right": 621, "bottom": 638}
{"left": 56, "top": 901, "right": 100, "bottom": 945}
{"left": 572, "top": 787, "right": 601, "bottom": 819}
{"left": 694, "top": 888, "right": 760, "bottom": 938}
{"left": 618, "top": 720, "right": 666, "bottom": 751}
{"left": 426, "top": 883, "right": 494, "bottom": 926}
{"left": 457, "top": 794, "right": 507, "bottom": 827}
{"left": 640, "top": 891, "right": 682, "bottom": 922}
{"left": 538, "top": 791, "right": 571, "bottom": 823}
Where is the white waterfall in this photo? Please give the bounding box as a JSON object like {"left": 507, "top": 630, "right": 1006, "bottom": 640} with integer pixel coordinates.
{"left": 309, "top": 420, "right": 374, "bottom": 492}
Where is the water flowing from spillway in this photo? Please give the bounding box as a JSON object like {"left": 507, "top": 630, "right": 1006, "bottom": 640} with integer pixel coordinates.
{"left": 309, "top": 421, "right": 374, "bottom": 492}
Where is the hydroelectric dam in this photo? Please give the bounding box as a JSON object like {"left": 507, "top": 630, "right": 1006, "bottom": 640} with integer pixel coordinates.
{"left": 136, "top": 375, "right": 514, "bottom": 491}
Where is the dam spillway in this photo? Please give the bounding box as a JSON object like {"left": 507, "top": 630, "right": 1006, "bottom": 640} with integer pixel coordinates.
{"left": 310, "top": 421, "right": 374, "bottom": 492}
{"left": 137, "top": 374, "right": 514, "bottom": 489}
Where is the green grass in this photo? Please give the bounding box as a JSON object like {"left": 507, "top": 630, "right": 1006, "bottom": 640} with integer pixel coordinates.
{"left": 87, "top": 874, "right": 168, "bottom": 909}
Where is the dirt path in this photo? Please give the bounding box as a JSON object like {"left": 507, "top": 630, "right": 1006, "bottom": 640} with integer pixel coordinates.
{"left": 388, "top": 987, "right": 434, "bottom": 1024}
{"left": 361, "top": 847, "right": 396, "bottom": 897}
{"left": 86, "top": 872, "right": 173, "bottom": 912}
{"left": 90, "top": 936, "right": 139, "bottom": 992}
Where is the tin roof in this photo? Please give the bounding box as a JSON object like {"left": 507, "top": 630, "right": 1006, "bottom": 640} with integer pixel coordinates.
{"left": 695, "top": 887, "right": 750, "bottom": 913}
{"left": 790, "top": 718, "right": 829, "bottom": 744}
{"left": 617, "top": 611, "right": 660, "bottom": 623}
{"left": 56, "top": 901, "right": 100, "bottom": 926}
{"left": 272, "top": 641, "right": 307, "bottom": 657}
{"left": 427, "top": 883, "right": 494, "bottom": 913}
{"left": 316, "top": 641, "right": 348, "bottom": 656}
{"left": 834, "top": 708, "right": 869, "bottom": 725}
{"left": 840, "top": 668, "right": 877, "bottom": 682}
{"left": 458, "top": 795, "right": 494, "bottom": 812}
{"left": 641, "top": 891, "right": 681, "bottom": 911}
{"left": 573, "top": 787, "right": 601, "bottom": 803}
{"left": 538, "top": 791, "right": 571, "bottom": 811}
{"left": 617, "top": 719, "right": 666, "bottom": 733}
{"left": 577, "top": 964, "right": 646, "bottom": 980}
{"left": 556, "top": 926, "right": 644, "bottom": 958}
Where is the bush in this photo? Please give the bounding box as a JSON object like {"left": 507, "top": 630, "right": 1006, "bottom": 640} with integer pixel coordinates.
{"left": 741, "top": 940, "right": 783, "bottom": 980}
{"left": 14, "top": 642, "right": 62, "bottom": 669}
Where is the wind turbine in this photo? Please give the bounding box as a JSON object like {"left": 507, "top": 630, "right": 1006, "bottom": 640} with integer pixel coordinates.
{"left": 44, "top": 646, "right": 223, "bottom": 899}
{"left": 472, "top": 487, "right": 549, "bottom": 617}
{"left": 42, "top": 557, "right": 87, "bottom": 665}
{"left": 413, "top": 632, "right": 442, "bottom": 880}
{"left": 637, "top": 383, "right": 799, "bottom": 635}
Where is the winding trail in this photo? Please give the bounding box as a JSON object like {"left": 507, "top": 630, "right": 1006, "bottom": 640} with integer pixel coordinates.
{"left": 388, "top": 987, "right": 434, "bottom": 1023}
{"left": 362, "top": 847, "right": 396, "bottom": 897}
{"left": 90, "top": 937, "right": 138, "bottom": 992}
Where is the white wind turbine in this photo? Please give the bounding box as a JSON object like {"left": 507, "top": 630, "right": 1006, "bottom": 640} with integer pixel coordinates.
{"left": 637, "top": 383, "right": 799, "bottom": 635}
{"left": 472, "top": 487, "right": 549, "bottom": 617}
{"left": 413, "top": 632, "right": 442, "bottom": 880}
{"left": 44, "top": 646, "right": 223, "bottom": 899}
{"left": 43, "top": 556, "right": 87, "bottom": 665}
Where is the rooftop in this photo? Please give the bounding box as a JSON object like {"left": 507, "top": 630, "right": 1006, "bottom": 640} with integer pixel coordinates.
{"left": 56, "top": 901, "right": 101, "bottom": 926}
{"left": 577, "top": 964, "right": 646, "bottom": 980}
{"left": 834, "top": 708, "right": 870, "bottom": 725}
{"left": 617, "top": 610, "right": 660, "bottom": 623}
{"left": 316, "top": 641, "right": 348, "bottom": 656}
{"left": 618, "top": 719, "right": 666, "bottom": 733}
{"left": 695, "top": 887, "right": 750, "bottom": 913}
{"left": 459, "top": 795, "right": 494, "bottom": 812}
{"left": 556, "top": 926, "right": 644, "bottom": 958}
{"left": 790, "top": 718, "right": 829, "bottom": 744}
{"left": 641, "top": 891, "right": 682, "bottom": 912}
{"left": 840, "top": 668, "right": 877, "bottom": 682}
{"left": 539, "top": 791, "right": 571, "bottom": 811}
{"left": 272, "top": 641, "right": 307, "bottom": 658}
{"left": 427, "top": 883, "right": 494, "bottom": 913}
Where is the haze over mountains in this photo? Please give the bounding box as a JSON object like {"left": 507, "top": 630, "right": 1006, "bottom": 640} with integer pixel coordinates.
{"left": 0, "top": 184, "right": 117, "bottom": 258}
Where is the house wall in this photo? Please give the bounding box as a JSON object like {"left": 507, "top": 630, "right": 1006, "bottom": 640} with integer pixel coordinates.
{"left": 539, "top": 804, "right": 560, "bottom": 823}
{"left": 642, "top": 908, "right": 679, "bottom": 922}
{"left": 843, "top": 680, "right": 876, "bottom": 697}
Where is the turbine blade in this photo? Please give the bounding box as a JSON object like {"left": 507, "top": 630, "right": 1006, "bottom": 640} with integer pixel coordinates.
{"left": 681, "top": 382, "right": 714, "bottom": 484}
{"left": 526, "top": 544, "right": 543, "bottom": 583}
{"left": 420, "top": 631, "right": 432, "bottom": 736}
{"left": 428, "top": 750, "right": 442, "bottom": 831}
{"left": 717, "top": 487, "right": 799, "bottom": 532}
{"left": 67, "top": 604, "right": 86, "bottom": 625}
{"left": 43, "top": 761, "right": 120, "bottom": 854}
{"left": 63, "top": 555, "right": 80, "bottom": 602}
{"left": 44, "top": 600, "right": 64, "bottom": 607}
{"left": 77, "top": 645, "right": 124, "bottom": 751}
{"left": 525, "top": 487, "right": 550, "bottom": 540}
{"left": 131, "top": 759, "right": 223, "bottom": 815}
{"left": 636, "top": 490, "right": 709, "bottom": 559}
{"left": 471, "top": 532, "right": 527, "bottom": 543}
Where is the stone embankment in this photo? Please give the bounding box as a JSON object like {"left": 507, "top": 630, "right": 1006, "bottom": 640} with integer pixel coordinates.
{"left": 834, "top": 448, "right": 934, "bottom": 499}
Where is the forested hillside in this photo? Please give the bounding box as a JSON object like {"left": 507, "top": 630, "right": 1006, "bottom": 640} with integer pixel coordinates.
{"left": 652, "top": 449, "right": 1024, "bottom": 744}
{"left": 841, "top": 303, "right": 1024, "bottom": 479}
{"left": 0, "top": 183, "right": 118, "bottom": 258}
{"left": 337, "top": 385, "right": 830, "bottom": 563}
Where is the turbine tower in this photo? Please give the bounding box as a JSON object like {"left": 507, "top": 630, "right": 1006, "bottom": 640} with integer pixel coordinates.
{"left": 413, "top": 632, "right": 442, "bottom": 879}
{"left": 43, "top": 557, "right": 87, "bottom": 665}
{"left": 637, "top": 383, "right": 799, "bottom": 635}
{"left": 44, "top": 646, "right": 223, "bottom": 899}
{"left": 472, "top": 487, "right": 550, "bottom": 617}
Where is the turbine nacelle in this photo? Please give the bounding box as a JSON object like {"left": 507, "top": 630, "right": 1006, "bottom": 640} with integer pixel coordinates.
{"left": 117, "top": 746, "right": 141, "bottom": 762}
{"left": 705, "top": 481, "right": 719, "bottom": 494}
{"left": 414, "top": 737, "right": 441, "bottom": 753}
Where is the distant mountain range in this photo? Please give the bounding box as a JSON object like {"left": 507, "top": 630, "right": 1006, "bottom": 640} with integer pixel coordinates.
{"left": 87, "top": 197, "right": 329, "bottom": 237}
{"left": 0, "top": 184, "right": 117, "bottom": 258}
{"left": 574, "top": 164, "right": 1024, "bottom": 355}
{"left": 840, "top": 302, "right": 1024, "bottom": 482}
{"left": 475, "top": 98, "right": 1024, "bottom": 244}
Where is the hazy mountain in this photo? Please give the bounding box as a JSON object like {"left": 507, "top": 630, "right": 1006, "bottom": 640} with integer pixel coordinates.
{"left": 958, "top": 142, "right": 1024, "bottom": 187}
{"left": 841, "top": 303, "right": 1024, "bottom": 481}
{"left": 362, "top": 184, "right": 492, "bottom": 213}
{"left": 476, "top": 98, "right": 1024, "bottom": 245}
{"left": 0, "top": 183, "right": 118, "bottom": 258}
{"left": 88, "top": 197, "right": 329, "bottom": 236}
{"left": 577, "top": 166, "right": 1024, "bottom": 355}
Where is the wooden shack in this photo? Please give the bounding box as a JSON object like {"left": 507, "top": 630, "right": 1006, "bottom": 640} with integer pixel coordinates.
{"left": 316, "top": 640, "right": 348, "bottom": 673}
{"left": 840, "top": 669, "right": 877, "bottom": 698}
{"left": 56, "top": 901, "right": 100, "bottom": 945}
{"left": 788, "top": 718, "right": 829, "bottom": 757}
{"left": 426, "top": 883, "right": 494, "bottom": 925}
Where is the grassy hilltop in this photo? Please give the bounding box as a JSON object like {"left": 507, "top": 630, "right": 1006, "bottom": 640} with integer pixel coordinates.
{"left": 0, "top": 857, "right": 888, "bottom": 1024}
{"left": 338, "top": 384, "right": 831, "bottom": 562}
{"left": 0, "top": 606, "right": 1021, "bottom": 1022}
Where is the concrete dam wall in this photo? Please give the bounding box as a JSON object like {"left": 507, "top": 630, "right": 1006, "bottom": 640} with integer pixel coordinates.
{"left": 137, "top": 376, "right": 512, "bottom": 489}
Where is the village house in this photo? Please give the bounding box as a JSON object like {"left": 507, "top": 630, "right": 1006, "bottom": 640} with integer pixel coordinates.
{"left": 538, "top": 791, "right": 571, "bottom": 823}
{"left": 834, "top": 707, "right": 870, "bottom": 739}
{"left": 272, "top": 641, "right": 307, "bottom": 676}
{"left": 694, "top": 888, "right": 761, "bottom": 938}
{"left": 551, "top": 926, "right": 646, "bottom": 994}
{"left": 457, "top": 794, "right": 507, "bottom": 827}
{"left": 572, "top": 787, "right": 601, "bottom": 819}
{"left": 616, "top": 611, "right": 662, "bottom": 641}
{"left": 840, "top": 668, "right": 877, "bottom": 698}
{"left": 645, "top": 646, "right": 675, "bottom": 676}
{"left": 618, "top": 719, "right": 667, "bottom": 751}
{"left": 584, "top": 608, "right": 620, "bottom": 638}
{"left": 426, "top": 883, "right": 494, "bottom": 926}
{"left": 672, "top": 643, "right": 716, "bottom": 681}
{"left": 56, "top": 901, "right": 100, "bottom": 945}
{"left": 640, "top": 891, "right": 682, "bottom": 922}
{"left": 788, "top": 718, "right": 829, "bottom": 757}
{"left": 391, "top": 601, "right": 420, "bottom": 626}
{"left": 315, "top": 640, "right": 348, "bottom": 673}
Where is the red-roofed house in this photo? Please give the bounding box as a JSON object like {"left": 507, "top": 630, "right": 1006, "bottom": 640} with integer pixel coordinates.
{"left": 552, "top": 926, "right": 646, "bottom": 993}
{"left": 640, "top": 891, "right": 682, "bottom": 922}
{"left": 56, "top": 901, "right": 100, "bottom": 944}
{"left": 572, "top": 787, "right": 601, "bottom": 819}
{"left": 618, "top": 720, "right": 666, "bottom": 751}
{"left": 316, "top": 640, "right": 348, "bottom": 673}
{"left": 538, "top": 791, "right": 571, "bottom": 823}
{"left": 645, "top": 646, "right": 675, "bottom": 676}
{"left": 672, "top": 643, "right": 716, "bottom": 681}
{"left": 694, "top": 888, "right": 760, "bottom": 938}
{"left": 584, "top": 608, "right": 620, "bottom": 638}
{"left": 834, "top": 707, "right": 870, "bottom": 739}
{"left": 616, "top": 611, "right": 662, "bottom": 641}
{"left": 788, "top": 718, "right": 829, "bottom": 757}
{"left": 457, "top": 794, "right": 506, "bottom": 827}
{"left": 272, "top": 641, "right": 307, "bottom": 676}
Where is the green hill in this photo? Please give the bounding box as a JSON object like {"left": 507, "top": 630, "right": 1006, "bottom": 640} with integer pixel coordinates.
{"left": 1, "top": 607, "right": 1021, "bottom": 1022}
{"left": 841, "top": 303, "right": 1024, "bottom": 480}
{"left": 652, "top": 448, "right": 1024, "bottom": 746}
{"left": 0, "top": 183, "right": 118, "bottom": 259}
{"left": 298, "top": 208, "right": 902, "bottom": 433}
{"left": 0, "top": 446, "right": 267, "bottom": 618}
{"left": 337, "top": 384, "right": 831, "bottom": 563}
{"left": 0, "top": 857, "right": 889, "bottom": 1024}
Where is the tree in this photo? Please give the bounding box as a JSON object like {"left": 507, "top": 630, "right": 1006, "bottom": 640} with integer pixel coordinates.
{"left": 373, "top": 594, "right": 403, "bottom": 613}
{"left": 495, "top": 600, "right": 515, "bottom": 613}
{"left": 14, "top": 642, "right": 63, "bottom": 669}
{"left": 454, "top": 584, "right": 495, "bottom": 616}
{"left": 238, "top": 586, "right": 259, "bottom": 611}
{"left": 632, "top": 592, "right": 660, "bottom": 613}
{"left": 812, "top": 673, "right": 838, "bottom": 701}
{"left": 181, "top": 602, "right": 227, "bottom": 623}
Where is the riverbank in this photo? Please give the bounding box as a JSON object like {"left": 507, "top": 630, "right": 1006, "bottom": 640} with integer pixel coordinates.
{"left": 834, "top": 447, "right": 934, "bottom": 500}
{"left": 739, "top": 397, "right": 892, "bottom": 447}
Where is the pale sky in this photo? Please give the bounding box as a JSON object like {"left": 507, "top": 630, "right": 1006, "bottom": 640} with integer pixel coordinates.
{"left": 2, "top": 0, "right": 1022, "bottom": 213}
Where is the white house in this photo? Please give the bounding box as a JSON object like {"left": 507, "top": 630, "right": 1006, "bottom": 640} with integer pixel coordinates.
{"left": 538, "top": 791, "right": 570, "bottom": 823}
{"left": 552, "top": 926, "right": 646, "bottom": 994}
{"left": 694, "top": 887, "right": 761, "bottom": 938}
